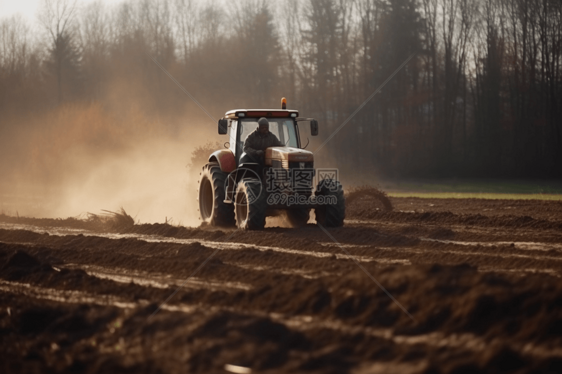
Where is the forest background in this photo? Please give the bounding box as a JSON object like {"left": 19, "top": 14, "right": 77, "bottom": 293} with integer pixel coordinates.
{"left": 1, "top": 0, "right": 561, "bottom": 214}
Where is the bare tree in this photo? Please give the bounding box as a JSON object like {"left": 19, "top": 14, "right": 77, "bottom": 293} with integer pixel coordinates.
{"left": 278, "top": 0, "right": 305, "bottom": 102}
{"left": 0, "top": 15, "right": 31, "bottom": 75}
{"left": 0, "top": 15, "right": 33, "bottom": 114}
{"left": 175, "top": 0, "right": 198, "bottom": 63}
{"left": 79, "top": 1, "right": 109, "bottom": 100}
{"left": 38, "top": 0, "right": 78, "bottom": 41}
{"left": 199, "top": 1, "right": 224, "bottom": 46}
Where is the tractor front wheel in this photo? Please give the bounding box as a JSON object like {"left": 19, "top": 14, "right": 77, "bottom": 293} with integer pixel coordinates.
{"left": 235, "top": 179, "right": 266, "bottom": 230}
{"left": 315, "top": 180, "right": 345, "bottom": 228}
{"left": 198, "top": 163, "right": 235, "bottom": 227}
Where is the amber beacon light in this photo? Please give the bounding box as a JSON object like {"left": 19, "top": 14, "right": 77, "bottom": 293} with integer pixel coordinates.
{"left": 281, "top": 97, "right": 287, "bottom": 109}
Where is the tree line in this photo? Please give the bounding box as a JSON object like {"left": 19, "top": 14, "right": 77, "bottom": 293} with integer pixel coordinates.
{"left": 1, "top": 0, "right": 561, "bottom": 178}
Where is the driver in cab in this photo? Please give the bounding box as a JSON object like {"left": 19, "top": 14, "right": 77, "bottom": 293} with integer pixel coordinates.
{"left": 242, "top": 117, "right": 282, "bottom": 163}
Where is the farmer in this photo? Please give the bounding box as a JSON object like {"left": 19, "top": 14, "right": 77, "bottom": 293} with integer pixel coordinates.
{"left": 242, "top": 117, "right": 282, "bottom": 164}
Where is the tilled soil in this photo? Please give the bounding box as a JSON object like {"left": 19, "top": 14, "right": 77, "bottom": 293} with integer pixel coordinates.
{"left": 1, "top": 197, "right": 562, "bottom": 373}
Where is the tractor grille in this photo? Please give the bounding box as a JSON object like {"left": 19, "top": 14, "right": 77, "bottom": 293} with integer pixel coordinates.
{"left": 268, "top": 160, "right": 314, "bottom": 194}
{"left": 271, "top": 160, "right": 314, "bottom": 170}
{"left": 289, "top": 161, "right": 314, "bottom": 169}
{"left": 271, "top": 160, "right": 288, "bottom": 169}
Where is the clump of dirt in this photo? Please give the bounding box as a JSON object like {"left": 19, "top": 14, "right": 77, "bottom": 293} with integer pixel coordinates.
{"left": 0, "top": 248, "right": 54, "bottom": 281}
{"left": 346, "top": 185, "right": 393, "bottom": 216}
{"left": 86, "top": 208, "right": 135, "bottom": 231}
{"left": 4, "top": 250, "right": 41, "bottom": 269}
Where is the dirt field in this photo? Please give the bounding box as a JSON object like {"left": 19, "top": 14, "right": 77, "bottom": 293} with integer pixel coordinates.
{"left": 1, "top": 196, "right": 562, "bottom": 373}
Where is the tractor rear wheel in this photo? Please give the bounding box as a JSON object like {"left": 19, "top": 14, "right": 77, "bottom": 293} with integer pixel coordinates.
{"left": 198, "top": 163, "right": 235, "bottom": 227}
{"left": 286, "top": 208, "right": 310, "bottom": 228}
{"left": 315, "top": 180, "right": 345, "bottom": 227}
{"left": 235, "top": 179, "right": 266, "bottom": 230}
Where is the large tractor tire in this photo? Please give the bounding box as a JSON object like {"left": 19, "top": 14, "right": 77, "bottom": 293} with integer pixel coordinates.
{"left": 235, "top": 179, "right": 266, "bottom": 230}
{"left": 315, "top": 180, "right": 345, "bottom": 228}
{"left": 198, "top": 163, "right": 235, "bottom": 227}
{"left": 286, "top": 208, "right": 310, "bottom": 228}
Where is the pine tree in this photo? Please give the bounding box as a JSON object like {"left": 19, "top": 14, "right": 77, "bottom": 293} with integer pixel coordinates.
{"left": 45, "top": 32, "right": 82, "bottom": 104}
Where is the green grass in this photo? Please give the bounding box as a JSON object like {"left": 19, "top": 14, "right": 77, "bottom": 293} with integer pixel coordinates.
{"left": 375, "top": 179, "right": 562, "bottom": 200}
{"left": 377, "top": 178, "right": 562, "bottom": 199}
{"left": 387, "top": 192, "right": 562, "bottom": 201}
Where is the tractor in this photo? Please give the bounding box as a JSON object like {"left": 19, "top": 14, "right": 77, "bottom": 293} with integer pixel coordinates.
{"left": 198, "top": 98, "right": 345, "bottom": 230}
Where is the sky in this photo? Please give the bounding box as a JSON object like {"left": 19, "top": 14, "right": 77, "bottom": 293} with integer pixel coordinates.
{"left": 0, "top": 0, "right": 127, "bottom": 23}
{"left": 0, "top": 0, "right": 41, "bottom": 21}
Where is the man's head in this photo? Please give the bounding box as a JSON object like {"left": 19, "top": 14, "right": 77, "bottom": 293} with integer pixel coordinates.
{"left": 257, "top": 117, "right": 269, "bottom": 136}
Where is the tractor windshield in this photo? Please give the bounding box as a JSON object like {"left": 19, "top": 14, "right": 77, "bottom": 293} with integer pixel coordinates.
{"left": 240, "top": 118, "right": 299, "bottom": 148}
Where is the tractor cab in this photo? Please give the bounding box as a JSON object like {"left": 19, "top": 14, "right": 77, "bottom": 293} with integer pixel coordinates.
{"left": 224, "top": 110, "right": 301, "bottom": 166}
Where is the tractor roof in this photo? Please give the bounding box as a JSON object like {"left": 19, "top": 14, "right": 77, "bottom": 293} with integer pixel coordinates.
{"left": 225, "top": 109, "right": 299, "bottom": 119}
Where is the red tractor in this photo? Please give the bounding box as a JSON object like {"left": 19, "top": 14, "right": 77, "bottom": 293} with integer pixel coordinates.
{"left": 198, "top": 98, "right": 345, "bottom": 230}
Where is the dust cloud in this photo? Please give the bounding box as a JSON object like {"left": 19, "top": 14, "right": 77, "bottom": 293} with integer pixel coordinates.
{"left": 0, "top": 103, "right": 216, "bottom": 227}
{"left": 45, "top": 137, "right": 199, "bottom": 227}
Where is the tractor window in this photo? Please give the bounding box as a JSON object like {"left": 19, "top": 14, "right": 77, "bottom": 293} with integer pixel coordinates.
{"left": 280, "top": 121, "right": 298, "bottom": 147}
{"left": 239, "top": 118, "right": 299, "bottom": 148}
{"left": 229, "top": 120, "right": 238, "bottom": 155}
{"left": 283, "top": 126, "right": 290, "bottom": 144}
{"left": 239, "top": 122, "right": 254, "bottom": 155}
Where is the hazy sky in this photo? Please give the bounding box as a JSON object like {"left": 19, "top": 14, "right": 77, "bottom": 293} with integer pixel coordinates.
{"left": 0, "top": 0, "right": 127, "bottom": 23}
